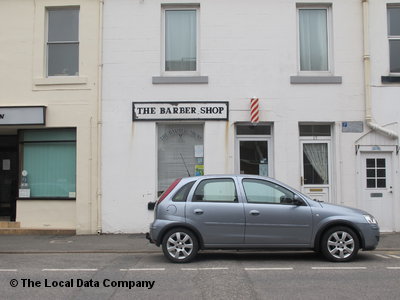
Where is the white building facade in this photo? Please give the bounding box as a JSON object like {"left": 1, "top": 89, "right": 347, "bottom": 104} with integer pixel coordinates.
{"left": 101, "top": 0, "right": 400, "bottom": 233}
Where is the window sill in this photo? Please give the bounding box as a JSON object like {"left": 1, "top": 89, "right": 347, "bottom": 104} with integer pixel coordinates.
{"left": 33, "top": 76, "right": 89, "bottom": 90}
{"left": 152, "top": 76, "right": 208, "bottom": 84}
{"left": 381, "top": 76, "right": 400, "bottom": 84}
{"left": 290, "top": 76, "right": 342, "bottom": 84}
{"left": 17, "top": 198, "right": 76, "bottom": 201}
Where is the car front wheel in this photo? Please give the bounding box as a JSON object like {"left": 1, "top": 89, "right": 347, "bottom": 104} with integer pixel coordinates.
{"left": 321, "top": 226, "right": 360, "bottom": 262}
{"left": 162, "top": 228, "right": 199, "bottom": 263}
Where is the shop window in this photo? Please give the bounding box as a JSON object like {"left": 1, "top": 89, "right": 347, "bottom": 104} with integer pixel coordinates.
{"left": 158, "top": 124, "right": 203, "bottom": 195}
{"left": 47, "top": 7, "right": 79, "bottom": 76}
{"left": 20, "top": 129, "right": 76, "bottom": 198}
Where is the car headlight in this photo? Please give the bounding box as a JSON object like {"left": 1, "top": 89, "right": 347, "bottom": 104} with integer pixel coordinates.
{"left": 363, "top": 214, "right": 378, "bottom": 225}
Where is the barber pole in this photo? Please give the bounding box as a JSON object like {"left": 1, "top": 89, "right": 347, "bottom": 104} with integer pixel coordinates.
{"left": 250, "top": 98, "right": 260, "bottom": 123}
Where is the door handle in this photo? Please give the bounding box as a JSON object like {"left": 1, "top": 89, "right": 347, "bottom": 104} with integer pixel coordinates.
{"left": 194, "top": 209, "right": 204, "bottom": 215}
{"left": 249, "top": 210, "right": 260, "bottom": 216}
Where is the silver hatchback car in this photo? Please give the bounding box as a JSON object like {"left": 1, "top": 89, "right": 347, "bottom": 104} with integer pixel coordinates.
{"left": 147, "top": 175, "right": 380, "bottom": 263}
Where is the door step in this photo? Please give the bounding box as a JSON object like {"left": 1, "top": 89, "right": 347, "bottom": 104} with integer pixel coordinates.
{"left": 0, "top": 221, "right": 20, "bottom": 229}
{"left": 0, "top": 222, "right": 75, "bottom": 235}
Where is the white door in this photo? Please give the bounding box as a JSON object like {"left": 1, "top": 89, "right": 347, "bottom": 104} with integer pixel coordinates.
{"left": 361, "top": 152, "right": 394, "bottom": 232}
{"left": 300, "top": 141, "right": 331, "bottom": 202}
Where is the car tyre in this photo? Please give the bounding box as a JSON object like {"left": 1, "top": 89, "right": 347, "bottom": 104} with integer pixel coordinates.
{"left": 162, "top": 228, "right": 199, "bottom": 263}
{"left": 321, "top": 226, "right": 360, "bottom": 262}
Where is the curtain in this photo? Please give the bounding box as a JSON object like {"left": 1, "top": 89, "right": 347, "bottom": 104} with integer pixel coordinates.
{"left": 303, "top": 143, "right": 328, "bottom": 184}
{"left": 299, "top": 9, "right": 328, "bottom": 71}
{"left": 165, "top": 10, "right": 197, "bottom": 71}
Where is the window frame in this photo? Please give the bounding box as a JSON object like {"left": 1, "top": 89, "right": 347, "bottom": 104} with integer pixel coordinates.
{"left": 46, "top": 6, "right": 80, "bottom": 77}
{"left": 161, "top": 5, "right": 200, "bottom": 76}
{"left": 296, "top": 4, "right": 333, "bottom": 76}
{"left": 388, "top": 5, "right": 400, "bottom": 75}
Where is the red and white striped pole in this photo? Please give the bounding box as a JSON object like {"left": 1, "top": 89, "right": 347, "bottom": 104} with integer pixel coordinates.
{"left": 250, "top": 97, "right": 260, "bottom": 124}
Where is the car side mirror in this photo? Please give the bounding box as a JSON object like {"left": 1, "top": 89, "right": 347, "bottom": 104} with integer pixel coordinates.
{"left": 147, "top": 202, "right": 156, "bottom": 210}
{"left": 293, "top": 195, "right": 304, "bottom": 206}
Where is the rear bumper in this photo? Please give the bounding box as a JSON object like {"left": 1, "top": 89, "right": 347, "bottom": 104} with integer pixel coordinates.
{"left": 145, "top": 232, "right": 155, "bottom": 244}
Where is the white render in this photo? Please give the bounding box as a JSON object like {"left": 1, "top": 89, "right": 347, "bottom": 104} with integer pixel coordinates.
{"left": 102, "top": 0, "right": 400, "bottom": 233}
{"left": 0, "top": 0, "right": 101, "bottom": 234}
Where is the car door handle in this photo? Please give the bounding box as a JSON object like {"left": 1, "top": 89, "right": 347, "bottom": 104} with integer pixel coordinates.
{"left": 194, "top": 209, "right": 204, "bottom": 215}
{"left": 249, "top": 210, "right": 260, "bottom": 216}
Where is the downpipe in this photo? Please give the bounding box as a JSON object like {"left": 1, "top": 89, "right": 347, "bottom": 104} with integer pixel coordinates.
{"left": 362, "top": 0, "right": 398, "bottom": 139}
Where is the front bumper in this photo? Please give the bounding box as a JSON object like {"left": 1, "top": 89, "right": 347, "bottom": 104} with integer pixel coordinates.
{"left": 360, "top": 224, "right": 380, "bottom": 250}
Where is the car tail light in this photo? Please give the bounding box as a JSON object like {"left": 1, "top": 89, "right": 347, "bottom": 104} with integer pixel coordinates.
{"left": 157, "top": 178, "right": 182, "bottom": 204}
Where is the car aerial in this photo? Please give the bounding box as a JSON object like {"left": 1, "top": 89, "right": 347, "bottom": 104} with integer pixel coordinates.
{"left": 146, "top": 175, "right": 380, "bottom": 263}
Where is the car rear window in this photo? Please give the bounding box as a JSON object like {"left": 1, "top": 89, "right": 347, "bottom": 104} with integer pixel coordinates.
{"left": 172, "top": 181, "right": 195, "bottom": 202}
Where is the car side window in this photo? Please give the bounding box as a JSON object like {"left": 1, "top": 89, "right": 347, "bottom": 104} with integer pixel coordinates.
{"left": 242, "top": 179, "right": 295, "bottom": 205}
{"left": 172, "top": 181, "right": 195, "bottom": 202}
{"left": 193, "top": 178, "right": 237, "bottom": 202}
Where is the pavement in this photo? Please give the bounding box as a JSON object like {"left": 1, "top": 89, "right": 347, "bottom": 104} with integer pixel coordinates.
{"left": 0, "top": 232, "right": 399, "bottom": 254}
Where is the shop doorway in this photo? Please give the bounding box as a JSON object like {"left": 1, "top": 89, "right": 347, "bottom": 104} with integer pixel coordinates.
{"left": 0, "top": 136, "right": 18, "bottom": 221}
{"left": 235, "top": 124, "right": 273, "bottom": 177}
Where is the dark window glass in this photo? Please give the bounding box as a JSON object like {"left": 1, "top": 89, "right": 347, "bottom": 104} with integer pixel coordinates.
{"left": 367, "top": 179, "right": 376, "bottom": 188}
{"left": 299, "top": 125, "right": 331, "bottom": 136}
{"left": 366, "top": 159, "right": 375, "bottom": 168}
{"left": 172, "top": 181, "right": 195, "bottom": 202}
{"left": 389, "top": 40, "right": 400, "bottom": 73}
{"left": 47, "top": 8, "right": 79, "bottom": 76}
{"left": 377, "top": 159, "right": 386, "bottom": 168}
{"left": 377, "top": 179, "right": 386, "bottom": 188}
{"left": 366, "top": 169, "right": 375, "bottom": 178}
{"left": 388, "top": 7, "right": 400, "bottom": 36}
{"left": 388, "top": 7, "right": 400, "bottom": 72}
{"left": 239, "top": 141, "right": 268, "bottom": 175}
{"left": 377, "top": 169, "right": 386, "bottom": 178}
{"left": 237, "top": 125, "right": 271, "bottom": 135}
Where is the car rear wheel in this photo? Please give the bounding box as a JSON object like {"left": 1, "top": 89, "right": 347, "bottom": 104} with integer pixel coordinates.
{"left": 321, "top": 226, "right": 360, "bottom": 262}
{"left": 162, "top": 228, "right": 199, "bottom": 263}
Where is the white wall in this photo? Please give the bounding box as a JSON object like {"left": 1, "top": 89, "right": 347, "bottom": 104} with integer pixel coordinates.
{"left": 102, "top": 0, "right": 377, "bottom": 233}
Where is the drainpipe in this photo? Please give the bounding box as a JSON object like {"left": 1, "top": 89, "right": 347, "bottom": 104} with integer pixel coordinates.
{"left": 96, "top": 0, "right": 104, "bottom": 234}
{"left": 362, "top": 0, "right": 398, "bottom": 139}
{"left": 361, "top": 0, "right": 399, "bottom": 139}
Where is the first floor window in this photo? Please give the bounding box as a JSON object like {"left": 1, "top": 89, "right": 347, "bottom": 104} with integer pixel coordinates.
{"left": 47, "top": 7, "right": 79, "bottom": 76}
{"left": 388, "top": 5, "right": 400, "bottom": 73}
{"left": 163, "top": 6, "right": 198, "bottom": 72}
{"left": 298, "top": 7, "right": 330, "bottom": 72}
{"left": 20, "top": 129, "right": 76, "bottom": 198}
